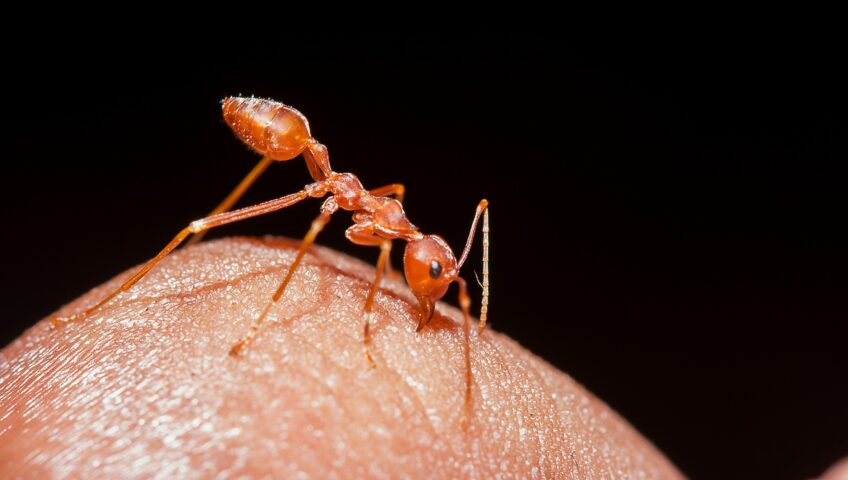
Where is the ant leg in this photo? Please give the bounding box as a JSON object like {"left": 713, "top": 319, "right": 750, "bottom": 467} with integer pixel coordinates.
{"left": 456, "top": 277, "right": 474, "bottom": 429}
{"left": 346, "top": 224, "right": 396, "bottom": 365}
{"left": 362, "top": 241, "right": 392, "bottom": 366}
{"left": 369, "top": 183, "right": 405, "bottom": 203}
{"left": 229, "top": 206, "right": 336, "bottom": 356}
{"left": 188, "top": 156, "right": 273, "bottom": 245}
{"left": 367, "top": 183, "right": 406, "bottom": 279}
{"left": 50, "top": 187, "right": 320, "bottom": 328}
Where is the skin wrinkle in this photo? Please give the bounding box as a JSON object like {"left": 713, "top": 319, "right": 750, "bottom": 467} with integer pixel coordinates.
{"left": 278, "top": 322, "right": 447, "bottom": 478}
{"left": 349, "top": 329, "right": 444, "bottom": 445}
{"left": 303, "top": 280, "right": 450, "bottom": 463}
{"left": 0, "top": 237, "right": 684, "bottom": 479}
{"left": 232, "top": 244, "right": 450, "bottom": 476}
{"left": 74, "top": 255, "right": 322, "bottom": 316}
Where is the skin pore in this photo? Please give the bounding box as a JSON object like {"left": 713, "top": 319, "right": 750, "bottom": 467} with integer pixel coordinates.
{"left": 1, "top": 237, "right": 686, "bottom": 478}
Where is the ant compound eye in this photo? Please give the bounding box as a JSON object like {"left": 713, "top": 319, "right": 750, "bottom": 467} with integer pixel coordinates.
{"left": 429, "top": 260, "right": 442, "bottom": 279}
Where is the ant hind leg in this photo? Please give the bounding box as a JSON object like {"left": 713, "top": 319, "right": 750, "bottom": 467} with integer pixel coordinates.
{"left": 50, "top": 188, "right": 316, "bottom": 328}
{"left": 229, "top": 205, "right": 336, "bottom": 356}
{"left": 188, "top": 156, "right": 274, "bottom": 245}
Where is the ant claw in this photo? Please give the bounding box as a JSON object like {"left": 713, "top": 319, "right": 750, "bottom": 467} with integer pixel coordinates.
{"left": 50, "top": 315, "right": 71, "bottom": 329}
{"left": 460, "top": 414, "right": 470, "bottom": 432}
{"left": 229, "top": 340, "right": 248, "bottom": 357}
{"left": 364, "top": 349, "right": 377, "bottom": 368}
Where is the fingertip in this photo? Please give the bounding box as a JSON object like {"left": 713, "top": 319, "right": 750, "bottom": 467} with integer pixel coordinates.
{"left": 1, "top": 237, "right": 684, "bottom": 478}
{"left": 820, "top": 458, "right": 848, "bottom": 480}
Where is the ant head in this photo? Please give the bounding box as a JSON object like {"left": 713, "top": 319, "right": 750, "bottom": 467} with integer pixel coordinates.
{"left": 403, "top": 235, "right": 458, "bottom": 331}
{"left": 222, "top": 97, "right": 312, "bottom": 161}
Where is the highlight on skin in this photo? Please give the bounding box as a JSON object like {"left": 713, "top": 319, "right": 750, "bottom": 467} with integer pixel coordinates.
{"left": 0, "top": 237, "right": 684, "bottom": 479}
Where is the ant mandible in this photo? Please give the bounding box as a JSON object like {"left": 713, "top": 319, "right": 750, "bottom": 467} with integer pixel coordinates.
{"left": 51, "top": 97, "right": 489, "bottom": 417}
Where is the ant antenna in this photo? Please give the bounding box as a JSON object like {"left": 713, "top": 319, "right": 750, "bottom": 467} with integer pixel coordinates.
{"left": 457, "top": 199, "right": 489, "bottom": 329}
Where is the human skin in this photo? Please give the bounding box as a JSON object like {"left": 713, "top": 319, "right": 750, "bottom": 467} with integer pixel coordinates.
{"left": 821, "top": 460, "right": 848, "bottom": 480}
{"left": 0, "top": 237, "right": 686, "bottom": 478}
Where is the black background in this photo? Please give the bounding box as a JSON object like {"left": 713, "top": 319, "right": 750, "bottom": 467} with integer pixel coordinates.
{"left": 3, "top": 34, "right": 846, "bottom": 478}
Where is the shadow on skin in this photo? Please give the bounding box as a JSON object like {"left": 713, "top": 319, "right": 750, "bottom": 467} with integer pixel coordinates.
{"left": 0, "top": 237, "right": 684, "bottom": 479}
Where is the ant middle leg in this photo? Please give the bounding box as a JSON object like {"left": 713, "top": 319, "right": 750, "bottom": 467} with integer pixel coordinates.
{"left": 51, "top": 188, "right": 318, "bottom": 328}
{"left": 229, "top": 202, "right": 337, "bottom": 356}
{"left": 455, "top": 277, "right": 474, "bottom": 429}
{"left": 362, "top": 241, "right": 392, "bottom": 366}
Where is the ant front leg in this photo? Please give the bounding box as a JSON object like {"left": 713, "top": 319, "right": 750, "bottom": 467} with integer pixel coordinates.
{"left": 345, "top": 224, "right": 395, "bottom": 366}
{"left": 51, "top": 187, "right": 322, "bottom": 328}
{"left": 362, "top": 241, "right": 392, "bottom": 367}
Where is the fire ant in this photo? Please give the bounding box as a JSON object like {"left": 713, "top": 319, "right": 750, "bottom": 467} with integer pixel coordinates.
{"left": 51, "top": 97, "right": 489, "bottom": 419}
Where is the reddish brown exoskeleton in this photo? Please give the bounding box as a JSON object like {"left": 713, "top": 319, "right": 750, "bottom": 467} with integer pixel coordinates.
{"left": 51, "top": 97, "right": 489, "bottom": 420}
